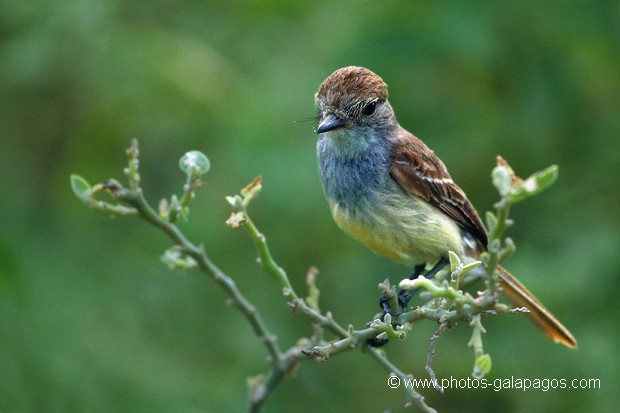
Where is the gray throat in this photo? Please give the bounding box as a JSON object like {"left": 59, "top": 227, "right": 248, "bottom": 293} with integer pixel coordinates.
{"left": 317, "top": 131, "right": 392, "bottom": 213}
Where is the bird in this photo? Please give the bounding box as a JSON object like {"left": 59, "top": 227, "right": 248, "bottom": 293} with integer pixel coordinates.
{"left": 314, "top": 65, "right": 576, "bottom": 348}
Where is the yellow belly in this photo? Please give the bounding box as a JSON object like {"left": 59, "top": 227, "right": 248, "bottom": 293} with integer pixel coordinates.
{"left": 330, "top": 190, "right": 465, "bottom": 267}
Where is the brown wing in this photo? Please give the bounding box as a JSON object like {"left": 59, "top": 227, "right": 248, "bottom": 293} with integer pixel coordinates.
{"left": 389, "top": 130, "right": 489, "bottom": 248}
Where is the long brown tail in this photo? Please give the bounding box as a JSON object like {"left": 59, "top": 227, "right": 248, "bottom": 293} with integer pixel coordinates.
{"left": 497, "top": 265, "right": 577, "bottom": 348}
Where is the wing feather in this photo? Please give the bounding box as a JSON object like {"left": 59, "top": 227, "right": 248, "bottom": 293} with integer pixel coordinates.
{"left": 389, "top": 130, "right": 488, "bottom": 248}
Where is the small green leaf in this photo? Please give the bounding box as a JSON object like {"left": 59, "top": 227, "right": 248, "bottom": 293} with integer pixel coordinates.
{"left": 509, "top": 165, "right": 558, "bottom": 204}
{"left": 461, "top": 260, "right": 482, "bottom": 275}
{"left": 499, "top": 238, "right": 516, "bottom": 263}
{"left": 383, "top": 313, "right": 392, "bottom": 325}
{"left": 161, "top": 248, "right": 198, "bottom": 270}
{"left": 472, "top": 354, "right": 492, "bottom": 379}
{"left": 491, "top": 166, "right": 512, "bottom": 196}
{"left": 485, "top": 211, "right": 497, "bottom": 234}
{"left": 448, "top": 250, "right": 461, "bottom": 272}
{"left": 179, "top": 151, "right": 210, "bottom": 176}
{"left": 70, "top": 174, "right": 91, "bottom": 201}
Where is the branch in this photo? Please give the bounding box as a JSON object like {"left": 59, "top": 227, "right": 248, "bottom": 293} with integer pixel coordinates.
{"left": 72, "top": 141, "right": 296, "bottom": 410}
{"left": 71, "top": 141, "right": 560, "bottom": 412}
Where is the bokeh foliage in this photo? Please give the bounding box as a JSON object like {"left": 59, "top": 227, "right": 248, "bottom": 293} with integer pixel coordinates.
{"left": 1, "top": 1, "right": 618, "bottom": 412}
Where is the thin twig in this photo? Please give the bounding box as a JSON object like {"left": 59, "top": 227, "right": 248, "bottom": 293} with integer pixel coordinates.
{"left": 366, "top": 348, "right": 437, "bottom": 413}
{"left": 426, "top": 322, "right": 451, "bottom": 393}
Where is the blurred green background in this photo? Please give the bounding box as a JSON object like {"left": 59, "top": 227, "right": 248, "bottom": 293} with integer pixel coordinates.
{"left": 1, "top": 1, "right": 619, "bottom": 412}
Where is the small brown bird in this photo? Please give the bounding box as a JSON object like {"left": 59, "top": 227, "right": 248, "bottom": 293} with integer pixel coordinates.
{"left": 315, "top": 66, "right": 576, "bottom": 348}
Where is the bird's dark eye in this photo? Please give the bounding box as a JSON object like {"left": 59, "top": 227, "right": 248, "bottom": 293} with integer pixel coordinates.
{"left": 362, "top": 101, "right": 377, "bottom": 116}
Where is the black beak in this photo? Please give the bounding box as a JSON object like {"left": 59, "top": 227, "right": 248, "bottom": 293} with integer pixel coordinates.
{"left": 317, "top": 113, "right": 345, "bottom": 134}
